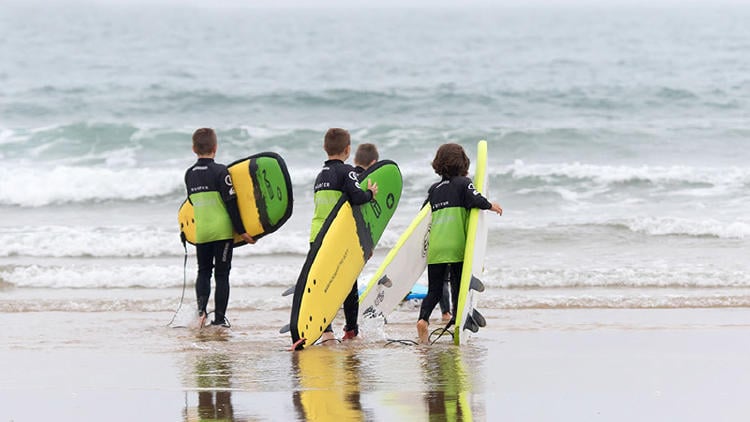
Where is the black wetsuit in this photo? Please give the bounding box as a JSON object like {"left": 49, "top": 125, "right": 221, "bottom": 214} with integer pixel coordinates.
{"left": 185, "top": 158, "right": 247, "bottom": 323}
{"left": 419, "top": 175, "right": 492, "bottom": 323}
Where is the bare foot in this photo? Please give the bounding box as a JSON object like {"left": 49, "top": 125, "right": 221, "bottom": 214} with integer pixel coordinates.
{"left": 198, "top": 311, "right": 207, "bottom": 328}
{"left": 417, "top": 320, "right": 429, "bottom": 344}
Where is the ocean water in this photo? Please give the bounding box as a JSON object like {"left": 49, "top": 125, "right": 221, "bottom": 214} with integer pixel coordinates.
{"left": 1, "top": 3, "right": 750, "bottom": 314}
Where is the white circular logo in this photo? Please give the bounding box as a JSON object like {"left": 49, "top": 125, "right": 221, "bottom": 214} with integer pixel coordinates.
{"left": 225, "top": 175, "right": 233, "bottom": 186}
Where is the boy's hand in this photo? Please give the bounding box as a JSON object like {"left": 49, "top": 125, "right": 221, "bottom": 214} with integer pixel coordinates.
{"left": 490, "top": 202, "right": 503, "bottom": 216}
{"left": 367, "top": 179, "right": 378, "bottom": 197}
{"left": 240, "top": 233, "right": 256, "bottom": 244}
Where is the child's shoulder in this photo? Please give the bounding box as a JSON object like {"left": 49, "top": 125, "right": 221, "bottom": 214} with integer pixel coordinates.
{"left": 452, "top": 175, "right": 472, "bottom": 185}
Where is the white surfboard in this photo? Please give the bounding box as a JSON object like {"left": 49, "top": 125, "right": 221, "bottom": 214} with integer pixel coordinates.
{"left": 358, "top": 204, "right": 431, "bottom": 322}
{"left": 454, "top": 140, "right": 490, "bottom": 345}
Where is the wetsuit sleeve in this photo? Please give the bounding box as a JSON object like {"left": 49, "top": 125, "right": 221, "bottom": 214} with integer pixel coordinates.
{"left": 343, "top": 168, "right": 373, "bottom": 206}
{"left": 422, "top": 183, "right": 436, "bottom": 208}
{"left": 184, "top": 168, "right": 191, "bottom": 198}
{"left": 461, "top": 177, "right": 492, "bottom": 210}
{"left": 217, "top": 167, "right": 248, "bottom": 234}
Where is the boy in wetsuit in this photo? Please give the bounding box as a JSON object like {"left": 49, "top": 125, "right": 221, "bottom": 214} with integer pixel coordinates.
{"left": 184, "top": 128, "right": 255, "bottom": 328}
{"left": 417, "top": 143, "right": 503, "bottom": 344}
{"left": 339, "top": 142, "right": 380, "bottom": 340}
{"left": 311, "top": 129, "right": 378, "bottom": 343}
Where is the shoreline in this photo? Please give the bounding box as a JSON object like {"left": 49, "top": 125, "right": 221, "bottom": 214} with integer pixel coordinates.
{"left": 2, "top": 307, "right": 749, "bottom": 420}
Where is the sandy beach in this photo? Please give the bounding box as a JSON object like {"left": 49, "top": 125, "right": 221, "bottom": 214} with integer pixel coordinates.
{"left": 2, "top": 286, "right": 749, "bottom": 421}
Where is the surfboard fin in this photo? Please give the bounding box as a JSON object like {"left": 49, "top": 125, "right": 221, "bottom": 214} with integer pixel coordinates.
{"left": 472, "top": 309, "right": 487, "bottom": 327}
{"left": 281, "top": 286, "right": 295, "bottom": 297}
{"left": 469, "top": 276, "right": 485, "bottom": 293}
{"left": 279, "top": 324, "right": 290, "bottom": 334}
{"left": 377, "top": 275, "right": 393, "bottom": 288}
{"left": 362, "top": 306, "right": 382, "bottom": 320}
{"left": 463, "top": 315, "right": 480, "bottom": 333}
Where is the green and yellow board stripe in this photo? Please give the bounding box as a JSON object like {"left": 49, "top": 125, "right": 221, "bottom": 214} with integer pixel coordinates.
{"left": 178, "top": 152, "right": 293, "bottom": 246}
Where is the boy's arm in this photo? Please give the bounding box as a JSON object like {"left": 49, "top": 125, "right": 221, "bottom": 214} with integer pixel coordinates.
{"left": 422, "top": 184, "right": 435, "bottom": 209}
{"left": 344, "top": 170, "right": 375, "bottom": 205}
{"left": 462, "top": 178, "right": 492, "bottom": 210}
{"left": 462, "top": 178, "right": 503, "bottom": 215}
{"left": 218, "top": 169, "right": 253, "bottom": 240}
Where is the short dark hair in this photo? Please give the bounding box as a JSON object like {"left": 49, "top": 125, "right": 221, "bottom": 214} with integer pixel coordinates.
{"left": 354, "top": 143, "right": 379, "bottom": 166}
{"left": 192, "top": 128, "right": 217, "bottom": 155}
{"left": 432, "top": 143, "right": 470, "bottom": 178}
{"left": 324, "top": 128, "right": 350, "bottom": 156}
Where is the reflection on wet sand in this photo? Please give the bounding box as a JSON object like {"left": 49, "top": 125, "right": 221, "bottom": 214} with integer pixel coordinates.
{"left": 184, "top": 353, "right": 237, "bottom": 422}
{"left": 420, "top": 347, "right": 475, "bottom": 421}
{"left": 292, "top": 347, "right": 367, "bottom": 421}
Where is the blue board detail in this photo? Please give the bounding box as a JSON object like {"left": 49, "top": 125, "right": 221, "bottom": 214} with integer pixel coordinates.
{"left": 359, "top": 283, "right": 427, "bottom": 300}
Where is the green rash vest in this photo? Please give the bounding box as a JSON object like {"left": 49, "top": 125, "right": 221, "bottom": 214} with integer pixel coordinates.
{"left": 185, "top": 158, "right": 246, "bottom": 244}
{"left": 426, "top": 176, "right": 492, "bottom": 264}
{"left": 309, "top": 159, "right": 374, "bottom": 242}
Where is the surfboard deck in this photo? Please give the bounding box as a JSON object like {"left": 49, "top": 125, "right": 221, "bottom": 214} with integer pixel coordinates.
{"left": 178, "top": 152, "right": 293, "bottom": 246}
{"left": 454, "top": 140, "right": 490, "bottom": 345}
{"left": 289, "top": 160, "right": 402, "bottom": 350}
{"left": 358, "top": 204, "right": 431, "bottom": 322}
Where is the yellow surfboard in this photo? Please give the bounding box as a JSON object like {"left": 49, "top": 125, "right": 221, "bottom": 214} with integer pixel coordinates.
{"left": 288, "top": 160, "right": 402, "bottom": 349}
{"left": 454, "top": 140, "right": 490, "bottom": 345}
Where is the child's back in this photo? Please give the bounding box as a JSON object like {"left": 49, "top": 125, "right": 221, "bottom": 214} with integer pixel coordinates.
{"left": 309, "top": 129, "right": 377, "bottom": 242}
{"left": 417, "top": 143, "right": 502, "bottom": 344}
{"left": 308, "top": 130, "right": 378, "bottom": 342}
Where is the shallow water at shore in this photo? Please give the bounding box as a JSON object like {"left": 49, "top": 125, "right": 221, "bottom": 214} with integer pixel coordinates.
{"left": 2, "top": 293, "right": 750, "bottom": 421}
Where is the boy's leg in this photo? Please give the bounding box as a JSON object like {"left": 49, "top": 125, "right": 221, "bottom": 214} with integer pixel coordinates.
{"left": 417, "top": 263, "right": 448, "bottom": 343}
{"left": 419, "top": 264, "right": 447, "bottom": 322}
{"left": 439, "top": 280, "right": 451, "bottom": 320}
{"left": 195, "top": 243, "right": 214, "bottom": 325}
{"left": 212, "top": 240, "right": 233, "bottom": 324}
{"left": 448, "top": 262, "right": 463, "bottom": 319}
{"left": 343, "top": 280, "right": 359, "bottom": 339}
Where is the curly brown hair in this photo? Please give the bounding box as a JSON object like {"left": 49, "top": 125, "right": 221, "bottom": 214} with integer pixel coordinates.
{"left": 432, "top": 143, "right": 470, "bottom": 178}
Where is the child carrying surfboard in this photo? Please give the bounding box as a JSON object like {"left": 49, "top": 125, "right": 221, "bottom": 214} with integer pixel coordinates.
{"left": 417, "top": 143, "right": 503, "bottom": 344}
{"left": 184, "top": 128, "right": 256, "bottom": 328}
{"left": 309, "top": 129, "right": 378, "bottom": 342}
{"left": 339, "top": 142, "right": 380, "bottom": 340}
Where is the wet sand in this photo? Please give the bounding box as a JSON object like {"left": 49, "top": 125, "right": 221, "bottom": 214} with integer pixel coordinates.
{"left": 2, "top": 290, "right": 750, "bottom": 421}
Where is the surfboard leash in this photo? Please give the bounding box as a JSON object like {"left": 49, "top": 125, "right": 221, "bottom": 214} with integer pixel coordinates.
{"left": 289, "top": 338, "right": 307, "bottom": 351}
{"left": 382, "top": 319, "right": 455, "bottom": 347}
{"left": 167, "top": 233, "right": 189, "bottom": 327}
{"left": 429, "top": 320, "right": 455, "bottom": 345}
{"left": 385, "top": 339, "right": 418, "bottom": 346}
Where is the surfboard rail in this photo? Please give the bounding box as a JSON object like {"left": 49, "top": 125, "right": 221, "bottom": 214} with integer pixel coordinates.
{"left": 454, "top": 140, "right": 489, "bottom": 345}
